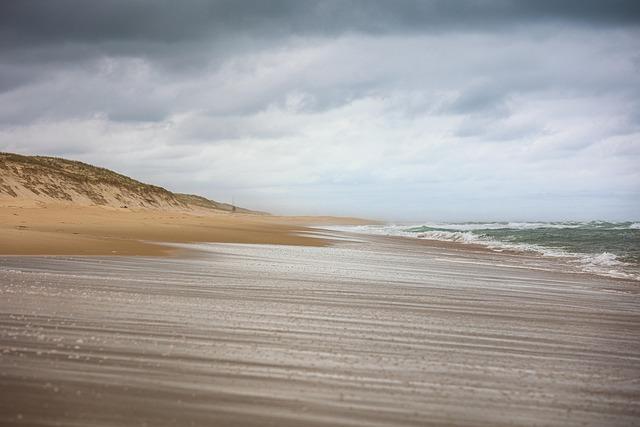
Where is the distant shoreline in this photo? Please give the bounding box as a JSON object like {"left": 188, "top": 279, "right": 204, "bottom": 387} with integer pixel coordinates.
{"left": 0, "top": 202, "right": 375, "bottom": 256}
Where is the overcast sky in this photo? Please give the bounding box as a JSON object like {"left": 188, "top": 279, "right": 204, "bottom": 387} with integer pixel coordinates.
{"left": 1, "top": 1, "right": 639, "bottom": 221}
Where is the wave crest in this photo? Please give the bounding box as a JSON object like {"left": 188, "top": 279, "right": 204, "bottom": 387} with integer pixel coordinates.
{"left": 323, "top": 223, "right": 638, "bottom": 281}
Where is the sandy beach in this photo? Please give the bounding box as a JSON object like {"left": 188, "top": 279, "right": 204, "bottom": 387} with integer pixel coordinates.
{"left": 0, "top": 202, "right": 372, "bottom": 255}
{"left": 1, "top": 230, "right": 639, "bottom": 426}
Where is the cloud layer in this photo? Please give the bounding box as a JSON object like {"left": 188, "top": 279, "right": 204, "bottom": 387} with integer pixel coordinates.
{"left": 1, "top": 1, "right": 639, "bottom": 220}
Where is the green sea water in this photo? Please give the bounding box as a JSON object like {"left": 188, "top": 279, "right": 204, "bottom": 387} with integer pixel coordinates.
{"left": 327, "top": 221, "right": 640, "bottom": 279}
{"left": 405, "top": 222, "right": 640, "bottom": 265}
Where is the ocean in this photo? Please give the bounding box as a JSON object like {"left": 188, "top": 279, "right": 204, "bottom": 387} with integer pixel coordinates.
{"left": 325, "top": 221, "right": 640, "bottom": 281}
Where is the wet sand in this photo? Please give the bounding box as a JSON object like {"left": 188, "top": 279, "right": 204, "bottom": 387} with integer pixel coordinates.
{"left": 1, "top": 232, "right": 639, "bottom": 426}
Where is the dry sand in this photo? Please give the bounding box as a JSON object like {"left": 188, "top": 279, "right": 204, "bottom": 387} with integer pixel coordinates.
{"left": 0, "top": 202, "right": 373, "bottom": 255}
{"left": 1, "top": 232, "right": 639, "bottom": 426}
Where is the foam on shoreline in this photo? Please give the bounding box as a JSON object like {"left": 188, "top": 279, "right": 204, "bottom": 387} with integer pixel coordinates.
{"left": 322, "top": 222, "right": 640, "bottom": 281}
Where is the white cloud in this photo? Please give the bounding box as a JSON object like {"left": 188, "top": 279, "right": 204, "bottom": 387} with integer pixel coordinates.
{"left": 1, "top": 27, "right": 639, "bottom": 220}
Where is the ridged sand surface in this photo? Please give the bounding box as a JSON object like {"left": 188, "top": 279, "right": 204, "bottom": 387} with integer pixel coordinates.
{"left": 1, "top": 233, "right": 639, "bottom": 426}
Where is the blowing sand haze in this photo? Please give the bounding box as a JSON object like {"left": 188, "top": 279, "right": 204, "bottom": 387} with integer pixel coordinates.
{"left": 1, "top": 235, "right": 639, "bottom": 426}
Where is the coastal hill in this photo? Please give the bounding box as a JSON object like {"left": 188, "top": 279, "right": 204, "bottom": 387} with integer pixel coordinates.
{"left": 0, "top": 152, "right": 261, "bottom": 214}
{"left": 0, "top": 152, "right": 371, "bottom": 256}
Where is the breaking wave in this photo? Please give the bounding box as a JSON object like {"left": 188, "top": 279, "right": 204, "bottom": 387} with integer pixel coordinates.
{"left": 325, "top": 222, "right": 640, "bottom": 281}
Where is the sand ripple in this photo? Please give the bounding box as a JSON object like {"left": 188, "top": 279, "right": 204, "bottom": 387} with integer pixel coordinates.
{"left": 1, "top": 236, "right": 639, "bottom": 426}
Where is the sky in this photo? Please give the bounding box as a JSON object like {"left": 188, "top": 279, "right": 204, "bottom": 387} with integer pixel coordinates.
{"left": 1, "top": 1, "right": 639, "bottom": 221}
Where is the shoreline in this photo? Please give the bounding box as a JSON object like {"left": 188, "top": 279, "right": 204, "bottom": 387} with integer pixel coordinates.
{"left": 0, "top": 203, "right": 375, "bottom": 256}
{"left": 320, "top": 226, "right": 640, "bottom": 283}
{"left": 1, "top": 202, "right": 636, "bottom": 284}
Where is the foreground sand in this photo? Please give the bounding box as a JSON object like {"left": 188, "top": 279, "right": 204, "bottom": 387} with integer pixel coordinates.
{"left": 1, "top": 232, "right": 639, "bottom": 426}
{"left": 0, "top": 202, "right": 372, "bottom": 255}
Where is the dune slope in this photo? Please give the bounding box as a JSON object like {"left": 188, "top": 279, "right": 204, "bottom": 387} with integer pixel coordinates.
{"left": 0, "top": 152, "right": 259, "bottom": 213}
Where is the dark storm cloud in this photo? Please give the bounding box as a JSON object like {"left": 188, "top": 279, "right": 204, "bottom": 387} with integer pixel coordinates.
{"left": 1, "top": 0, "right": 639, "bottom": 48}
{"left": 1, "top": 0, "right": 638, "bottom": 99}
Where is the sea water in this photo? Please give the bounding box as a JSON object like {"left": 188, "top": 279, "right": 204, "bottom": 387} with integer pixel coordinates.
{"left": 326, "top": 221, "right": 640, "bottom": 281}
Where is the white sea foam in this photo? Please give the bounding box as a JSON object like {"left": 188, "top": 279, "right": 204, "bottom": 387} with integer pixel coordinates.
{"left": 389, "top": 220, "right": 639, "bottom": 231}
{"left": 395, "top": 221, "right": 587, "bottom": 231}
{"left": 323, "top": 224, "right": 639, "bottom": 281}
{"left": 577, "top": 252, "right": 631, "bottom": 279}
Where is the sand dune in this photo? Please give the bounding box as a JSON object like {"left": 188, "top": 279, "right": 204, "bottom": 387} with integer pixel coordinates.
{"left": 0, "top": 152, "right": 262, "bottom": 213}
{"left": 0, "top": 152, "right": 373, "bottom": 255}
